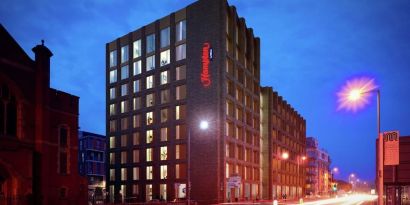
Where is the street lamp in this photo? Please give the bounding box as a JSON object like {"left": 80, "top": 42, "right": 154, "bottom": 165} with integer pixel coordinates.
{"left": 281, "top": 152, "right": 289, "bottom": 160}
{"left": 337, "top": 77, "right": 382, "bottom": 205}
{"left": 187, "top": 120, "right": 209, "bottom": 204}
{"left": 297, "top": 155, "right": 306, "bottom": 199}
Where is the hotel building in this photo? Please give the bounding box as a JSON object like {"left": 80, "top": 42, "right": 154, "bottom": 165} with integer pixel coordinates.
{"left": 306, "top": 137, "right": 331, "bottom": 196}
{"left": 260, "top": 87, "right": 306, "bottom": 200}
{"left": 105, "top": 0, "right": 305, "bottom": 204}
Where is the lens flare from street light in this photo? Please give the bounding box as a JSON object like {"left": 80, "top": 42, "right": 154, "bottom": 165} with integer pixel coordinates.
{"left": 337, "top": 77, "right": 378, "bottom": 112}
{"left": 199, "top": 120, "right": 209, "bottom": 130}
{"left": 282, "top": 152, "right": 289, "bottom": 160}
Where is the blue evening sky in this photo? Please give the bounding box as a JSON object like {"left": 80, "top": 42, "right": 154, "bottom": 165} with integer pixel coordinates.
{"left": 2, "top": 0, "right": 410, "bottom": 183}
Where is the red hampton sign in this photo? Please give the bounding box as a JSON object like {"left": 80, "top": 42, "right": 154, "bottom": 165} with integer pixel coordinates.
{"left": 201, "top": 43, "right": 212, "bottom": 87}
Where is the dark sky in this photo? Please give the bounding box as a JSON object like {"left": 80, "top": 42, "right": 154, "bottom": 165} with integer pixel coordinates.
{"left": 2, "top": 0, "right": 410, "bottom": 183}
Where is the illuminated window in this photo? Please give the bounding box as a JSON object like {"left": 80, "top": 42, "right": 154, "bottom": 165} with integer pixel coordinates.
{"left": 121, "top": 46, "right": 129, "bottom": 63}
{"left": 161, "top": 108, "right": 168, "bottom": 123}
{"left": 160, "top": 165, "right": 167, "bottom": 179}
{"left": 160, "top": 184, "right": 167, "bottom": 200}
{"left": 109, "top": 136, "right": 115, "bottom": 148}
{"left": 121, "top": 167, "right": 127, "bottom": 180}
{"left": 176, "top": 65, "right": 186, "bottom": 80}
{"left": 176, "top": 105, "right": 186, "bottom": 120}
{"left": 146, "top": 34, "right": 155, "bottom": 53}
{"left": 121, "top": 65, "right": 129, "bottom": 80}
{"left": 160, "top": 146, "right": 168, "bottom": 160}
{"left": 146, "top": 112, "right": 154, "bottom": 125}
{"left": 121, "top": 151, "right": 127, "bottom": 164}
{"left": 133, "top": 39, "right": 141, "bottom": 58}
{"left": 133, "top": 97, "right": 141, "bottom": 110}
{"left": 176, "top": 20, "right": 186, "bottom": 42}
{"left": 146, "top": 130, "right": 153, "bottom": 144}
{"left": 133, "top": 167, "right": 139, "bottom": 180}
{"left": 176, "top": 44, "right": 186, "bottom": 61}
{"left": 160, "top": 50, "right": 170, "bottom": 66}
{"left": 109, "top": 50, "right": 117, "bottom": 67}
{"left": 146, "top": 55, "right": 155, "bottom": 71}
{"left": 160, "top": 27, "right": 170, "bottom": 48}
{"left": 133, "top": 60, "right": 141, "bottom": 75}
{"left": 176, "top": 85, "right": 186, "bottom": 100}
{"left": 120, "top": 100, "right": 128, "bottom": 113}
{"left": 133, "top": 115, "right": 141, "bottom": 128}
{"left": 121, "top": 84, "right": 128, "bottom": 96}
{"left": 146, "top": 184, "right": 153, "bottom": 201}
{"left": 110, "top": 169, "right": 115, "bottom": 181}
{"left": 109, "top": 152, "right": 115, "bottom": 164}
{"left": 109, "top": 70, "right": 117, "bottom": 83}
{"left": 161, "top": 89, "right": 170, "bottom": 104}
{"left": 175, "top": 144, "right": 186, "bottom": 159}
{"left": 109, "top": 88, "right": 116, "bottom": 100}
{"left": 176, "top": 124, "right": 186, "bottom": 139}
{"left": 133, "top": 150, "right": 140, "bottom": 163}
{"left": 160, "top": 127, "right": 168, "bottom": 141}
{"left": 160, "top": 70, "right": 169, "bottom": 84}
{"left": 133, "top": 80, "right": 140, "bottom": 93}
{"left": 146, "top": 75, "right": 154, "bottom": 89}
{"left": 146, "top": 166, "right": 153, "bottom": 180}
{"left": 146, "top": 93, "right": 155, "bottom": 107}
{"left": 109, "top": 104, "right": 116, "bottom": 116}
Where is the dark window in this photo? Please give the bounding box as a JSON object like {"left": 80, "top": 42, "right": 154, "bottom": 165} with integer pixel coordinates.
{"left": 59, "top": 187, "right": 67, "bottom": 198}
{"left": 0, "top": 84, "right": 17, "bottom": 137}
{"left": 60, "top": 127, "right": 68, "bottom": 147}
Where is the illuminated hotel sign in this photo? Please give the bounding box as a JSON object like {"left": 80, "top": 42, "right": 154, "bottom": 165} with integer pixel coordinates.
{"left": 201, "top": 42, "right": 213, "bottom": 87}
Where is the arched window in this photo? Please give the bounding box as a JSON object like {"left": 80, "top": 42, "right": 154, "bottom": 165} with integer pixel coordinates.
{"left": 0, "top": 84, "right": 17, "bottom": 137}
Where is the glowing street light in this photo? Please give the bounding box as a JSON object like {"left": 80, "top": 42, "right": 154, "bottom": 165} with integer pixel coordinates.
{"left": 332, "top": 167, "right": 339, "bottom": 173}
{"left": 281, "top": 152, "right": 289, "bottom": 160}
{"left": 337, "top": 77, "right": 382, "bottom": 205}
{"left": 199, "top": 120, "right": 209, "bottom": 130}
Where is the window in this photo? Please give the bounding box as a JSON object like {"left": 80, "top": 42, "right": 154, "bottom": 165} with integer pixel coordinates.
{"left": 133, "top": 60, "right": 141, "bottom": 75}
{"left": 133, "top": 40, "right": 141, "bottom": 58}
{"left": 160, "top": 108, "right": 168, "bottom": 123}
{"left": 146, "top": 184, "right": 153, "bottom": 201}
{"left": 146, "top": 75, "right": 154, "bottom": 89}
{"left": 146, "top": 148, "right": 153, "bottom": 162}
{"left": 160, "top": 27, "right": 170, "bottom": 48}
{"left": 160, "top": 184, "right": 167, "bottom": 200}
{"left": 133, "top": 167, "right": 139, "bottom": 180}
{"left": 110, "top": 169, "right": 115, "bottom": 181}
{"left": 121, "top": 118, "right": 129, "bottom": 130}
{"left": 160, "top": 165, "right": 167, "bottom": 179}
{"left": 121, "top": 151, "right": 127, "bottom": 163}
{"left": 160, "top": 127, "right": 168, "bottom": 141}
{"left": 176, "top": 20, "right": 186, "bottom": 42}
{"left": 146, "top": 93, "right": 155, "bottom": 107}
{"left": 109, "top": 88, "right": 116, "bottom": 100}
{"left": 110, "top": 104, "right": 116, "bottom": 116}
{"left": 109, "top": 120, "right": 116, "bottom": 132}
{"left": 133, "top": 133, "right": 140, "bottom": 145}
{"left": 109, "top": 152, "right": 115, "bottom": 164}
{"left": 121, "top": 65, "right": 129, "bottom": 80}
{"left": 146, "top": 130, "right": 153, "bottom": 144}
{"left": 146, "top": 112, "right": 154, "bottom": 125}
{"left": 146, "top": 34, "right": 155, "bottom": 53}
{"left": 176, "top": 44, "right": 186, "bottom": 61}
{"left": 133, "top": 115, "right": 141, "bottom": 128}
{"left": 133, "top": 150, "right": 140, "bottom": 163}
{"left": 133, "top": 97, "right": 141, "bottom": 110}
{"left": 109, "top": 50, "right": 117, "bottom": 67}
{"left": 160, "top": 146, "right": 168, "bottom": 160}
{"left": 176, "top": 65, "right": 186, "bottom": 80}
{"left": 176, "top": 85, "right": 186, "bottom": 100}
{"left": 175, "top": 164, "right": 186, "bottom": 179}
{"left": 121, "top": 84, "right": 128, "bottom": 96}
{"left": 160, "top": 50, "right": 170, "bottom": 66}
{"left": 146, "top": 55, "right": 155, "bottom": 71}
{"left": 109, "top": 136, "right": 115, "bottom": 148}
{"left": 176, "top": 124, "right": 186, "bottom": 139}
{"left": 133, "top": 80, "right": 140, "bottom": 93}
{"left": 109, "top": 70, "right": 117, "bottom": 83}
{"left": 176, "top": 105, "right": 186, "bottom": 120}
{"left": 120, "top": 100, "right": 128, "bottom": 113}
{"left": 160, "top": 70, "right": 169, "bottom": 85}
{"left": 161, "top": 89, "right": 170, "bottom": 104}
{"left": 146, "top": 166, "right": 153, "bottom": 180}
{"left": 121, "top": 168, "right": 127, "bottom": 180}
{"left": 121, "top": 135, "right": 127, "bottom": 147}
{"left": 121, "top": 45, "right": 129, "bottom": 63}
{"left": 175, "top": 144, "right": 186, "bottom": 159}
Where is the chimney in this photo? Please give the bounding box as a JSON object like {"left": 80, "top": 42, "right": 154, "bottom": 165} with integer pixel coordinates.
{"left": 32, "top": 40, "right": 53, "bottom": 88}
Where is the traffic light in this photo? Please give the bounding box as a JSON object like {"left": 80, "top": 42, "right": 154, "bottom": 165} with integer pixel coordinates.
{"left": 332, "top": 183, "right": 337, "bottom": 191}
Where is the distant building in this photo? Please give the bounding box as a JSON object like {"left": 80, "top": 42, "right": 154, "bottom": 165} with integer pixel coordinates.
{"left": 379, "top": 135, "right": 410, "bottom": 205}
{"left": 260, "top": 87, "right": 306, "bottom": 200}
{"left": 306, "top": 137, "right": 331, "bottom": 196}
{"left": 78, "top": 131, "right": 106, "bottom": 191}
{"left": 0, "top": 24, "right": 87, "bottom": 205}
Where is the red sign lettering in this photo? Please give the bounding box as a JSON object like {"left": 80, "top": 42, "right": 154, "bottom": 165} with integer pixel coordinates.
{"left": 201, "top": 43, "right": 211, "bottom": 87}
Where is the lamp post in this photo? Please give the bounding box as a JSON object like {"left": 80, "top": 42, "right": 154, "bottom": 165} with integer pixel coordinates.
{"left": 187, "top": 120, "right": 209, "bottom": 205}
{"left": 297, "top": 156, "right": 306, "bottom": 199}
{"left": 337, "top": 78, "right": 382, "bottom": 204}
{"left": 331, "top": 167, "right": 339, "bottom": 194}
